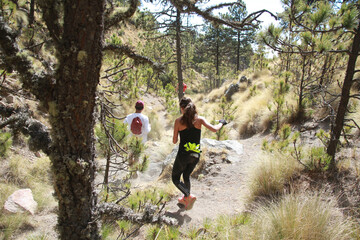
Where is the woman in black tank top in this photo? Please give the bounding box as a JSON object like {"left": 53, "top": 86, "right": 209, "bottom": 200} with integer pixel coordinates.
{"left": 172, "top": 97, "right": 227, "bottom": 210}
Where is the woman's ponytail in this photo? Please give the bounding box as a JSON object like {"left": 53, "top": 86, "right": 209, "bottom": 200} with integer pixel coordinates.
{"left": 180, "top": 97, "right": 197, "bottom": 128}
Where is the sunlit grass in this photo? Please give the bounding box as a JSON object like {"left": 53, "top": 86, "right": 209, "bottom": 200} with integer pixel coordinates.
{"left": 235, "top": 89, "right": 273, "bottom": 136}
{"left": 145, "top": 225, "right": 180, "bottom": 240}
{"left": 147, "top": 110, "right": 163, "bottom": 141}
{"left": 207, "top": 85, "right": 227, "bottom": 102}
{"left": 5, "top": 155, "right": 56, "bottom": 212}
{"left": 245, "top": 151, "right": 302, "bottom": 203}
{"left": 26, "top": 233, "right": 51, "bottom": 240}
{"left": 0, "top": 184, "right": 33, "bottom": 239}
{"left": 0, "top": 213, "right": 31, "bottom": 240}
{"left": 242, "top": 193, "right": 358, "bottom": 240}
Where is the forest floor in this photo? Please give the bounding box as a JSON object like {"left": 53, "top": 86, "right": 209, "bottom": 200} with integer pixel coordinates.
{"left": 10, "top": 92, "right": 360, "bottom": 239}
{"left": 23, "top": 92, "right": 265, "bottom": 239}
{"left": 129, "top": 93, "right": 265, "bottom": 238}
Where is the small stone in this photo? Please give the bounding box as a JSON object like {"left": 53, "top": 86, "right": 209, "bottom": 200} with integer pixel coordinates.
{"left": 4, "top": 189, "right": 38, "bottom": 215}
{"left": 5, "top": 95, "right": 14, "bottom": 103}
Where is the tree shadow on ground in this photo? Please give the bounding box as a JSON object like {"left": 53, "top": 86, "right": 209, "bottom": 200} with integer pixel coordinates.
{"left": 165, "top": 208, "right": 192, "bottom": 226}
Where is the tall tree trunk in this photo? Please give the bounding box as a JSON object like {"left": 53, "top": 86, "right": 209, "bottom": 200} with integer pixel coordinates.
{"left": 29, "top": 0, "right": 35, "bottom": 26}
{"left": 319, "top": 53, "right": 329, "bottom": 86}
{"left": 297, "top": 55, "right": 307, "bottom": 119}
{"left": 216, "top": 40, "right": 219, "bottom": 87}
{"left": 104, "top": 150, "right": 111, "bottom": 202}
{"left": 50, "top": 1, "right": 104, "bottom": 239}
{"left": 327, "top": 20, "right": 360, "bottom": 170}
{"left": 176, "top": 9, "right": 183, "bottom": 101}
{"left": 236, "top": 31, "right": 240, "bottom": 72}
{"left": 285, "top": 53, "right": 291, "bottom": 84}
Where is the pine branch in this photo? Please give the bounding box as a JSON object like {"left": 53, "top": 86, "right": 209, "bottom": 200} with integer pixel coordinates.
{"left": 97, "top": 202, "right": 178, "bottom": 225}
{"left": 0, "top": 105, "right": 52, "bottom": 155}
{"left": 170, "top": 0, "right": 275, "bottom": 30}
{"left": 105, "top": 0, "right": 139, "bottom": 30}
{"left": 36, "top": 0, "right": 62, "bottom": 46}
{"left": 0, "top": 17, "right": 54, "bottom": 102}
{"left": 103, "top": 44, "right": 165, "bottom": 72}
{"left": 205, "top": 2, "right": 244, "bottom": 14}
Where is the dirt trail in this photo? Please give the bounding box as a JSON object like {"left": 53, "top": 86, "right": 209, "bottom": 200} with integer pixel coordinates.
{"left": 138, "top": 93, "right": 264, "bottom": 232}
{"left": 157, "top": 135, "right": 263, "bottom": 232}
{"left": 15, "top": 93, "right": 265, "bottom": 239}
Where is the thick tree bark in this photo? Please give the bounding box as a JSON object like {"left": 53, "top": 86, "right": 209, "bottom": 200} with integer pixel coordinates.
{"left": 29, "top": 0, "right": 35, "bottom": 26}
{"left": 326, "top": 20, "right": 360, "bottom": 170}
{"left": 48, "top": 1, "right": 105, "bottom": 239}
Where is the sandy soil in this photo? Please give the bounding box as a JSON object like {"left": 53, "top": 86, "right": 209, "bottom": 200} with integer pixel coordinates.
{"left": 9, "top": 93, "right": 268, "bottom": 239}
{"left": 130, "top": 93, "right": 266, "bottom": 236}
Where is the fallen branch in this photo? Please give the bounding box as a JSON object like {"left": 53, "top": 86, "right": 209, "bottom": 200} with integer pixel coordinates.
{"left": 97, "top": 202, "right": 178, "bottom": 226}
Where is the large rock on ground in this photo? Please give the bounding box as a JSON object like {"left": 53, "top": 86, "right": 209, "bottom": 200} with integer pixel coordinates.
{"left": 224, "top": 83, "right": 240, "bottom": 101}
{"left": 238, "top": 75, "right": 248, "bottom": 83}
{"left": 201, "top": 138, "right": 243, "bottom": 163}
{"left": 4, "top": 188, "right": 38, "bottom": 215}
{"left": 162, "top": 138, "right": 243, "bottom": 169}
{"left": 133, "top": 139, "right": 244, "bottom": 185}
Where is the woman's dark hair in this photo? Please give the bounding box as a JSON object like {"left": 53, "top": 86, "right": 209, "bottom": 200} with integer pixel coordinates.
{"left": 180, "top": 97, "right": 197, "bottom": 128}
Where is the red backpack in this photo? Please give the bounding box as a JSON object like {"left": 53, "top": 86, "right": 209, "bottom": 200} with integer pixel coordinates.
{"left": 130, "top": 117, "right": 143, "bottom": 135}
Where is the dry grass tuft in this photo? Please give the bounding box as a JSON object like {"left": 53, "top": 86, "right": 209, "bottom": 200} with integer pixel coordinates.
{"left": 244, "top": 151, "right": 302, "bottom": 203}
{"left": 250, "top": 69, "right": 271, "bottom": 80}
{"left": 4, "top": 155, "right": 56, "bottom": 213}
{"left": 207, "top": 86, "right": 227, "bottom": 102}
{"left": 193, "top": 70, "right": 282, "bottom": 138}
{"left": 147, "top": 110, "right": 163, "bottom": 141}
{"left": 234, "top": 88, "right": 273, "bottom": 137}
{"left": 0, "top": 183, "right": 32, "bottom": 240}
{"left": 242, "top": 193, "right": 358, "bottom": 240}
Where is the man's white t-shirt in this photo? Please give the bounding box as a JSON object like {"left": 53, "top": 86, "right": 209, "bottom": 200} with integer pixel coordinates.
{"left": 124, "top": 113, "right": 151, "bottom": 143}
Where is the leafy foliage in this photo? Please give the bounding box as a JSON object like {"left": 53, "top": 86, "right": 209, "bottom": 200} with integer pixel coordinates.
{"left": 0, "top": 132, "right": 12, "bottom": 157}
{"left": 267, "top": 80, "right": 290, "bottom": 134}
{"left": 127, "top": 188, "right": 170, "bottom": 211}
{"left": 213, "top": 96, "right": 237, "bottom": 140}
{"left": 95, "top": 119, "right": 128, "bottom": 158}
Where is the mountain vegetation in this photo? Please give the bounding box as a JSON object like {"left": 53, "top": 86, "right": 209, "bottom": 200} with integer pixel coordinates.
{"left": 0, "top": 0, "right": 360, "bottom": 239}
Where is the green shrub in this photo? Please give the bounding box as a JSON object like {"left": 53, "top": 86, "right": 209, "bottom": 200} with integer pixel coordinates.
{"left": 146, "top": 225, "right": 180, "bottom": 240}
{"left": 7, "top": 155, "right": 30, "bottom": 186}
{"left": 0, "top": 213, "right": 31, "bottom": 240}
{"left": 213, "top": 96, "right": 237, "bottom": 140}
{"left": 127, "top": 188, "right": 170, "bottom": 211}
{"left": 0, "top": 132, "right": 12, "bottom": 157}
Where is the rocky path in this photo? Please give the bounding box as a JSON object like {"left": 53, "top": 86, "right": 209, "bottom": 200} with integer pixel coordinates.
{"left": 135, "top": 93, "right": 265, "bottom": 232}
{"left": 15, "top": 93, "right": 266, "bottom": 239}
{"left": 147, "top": 136, "right": 263, "bottom": 232}
{"left": 164, "top": 135, "right": 263, "bottom": 230}
{"left": 129, "top": 132, "right": 265, "bottom": 240}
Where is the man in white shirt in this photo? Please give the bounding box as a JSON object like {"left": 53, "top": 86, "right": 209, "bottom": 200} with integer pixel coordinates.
{"left": 124, "top": 100, "right": 151, "bottom": 143}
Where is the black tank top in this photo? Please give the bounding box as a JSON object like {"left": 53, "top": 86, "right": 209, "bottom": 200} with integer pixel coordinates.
{"left": 179, "top": 127, "right": 201, "bottom": 152}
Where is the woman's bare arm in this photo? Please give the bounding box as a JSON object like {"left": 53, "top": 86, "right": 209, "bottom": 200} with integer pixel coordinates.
{"left": 199, "top": 116, "right": 223, "bottom": 132}
{"left": 173, "top": 118, "right": 180, "bottom": 144}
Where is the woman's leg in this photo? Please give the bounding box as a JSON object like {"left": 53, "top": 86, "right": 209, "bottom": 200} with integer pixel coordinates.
{"left": 182, "top": 156, "right": 199, "bottom": 192}
{"left": 172, "top": 153, "right": 190, "bottom": 196}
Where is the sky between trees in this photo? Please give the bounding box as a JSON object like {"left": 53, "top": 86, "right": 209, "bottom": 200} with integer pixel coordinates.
{"left": 141, "top": 0, "right": 283, "bottom": 27}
